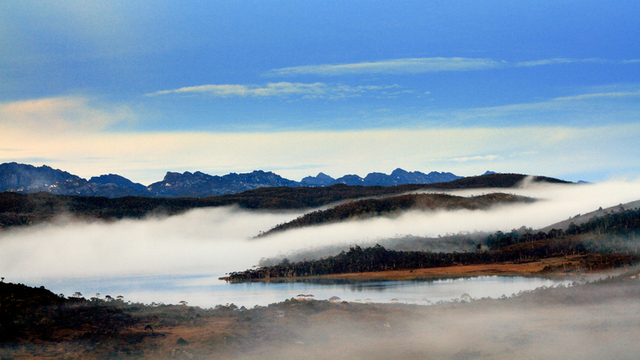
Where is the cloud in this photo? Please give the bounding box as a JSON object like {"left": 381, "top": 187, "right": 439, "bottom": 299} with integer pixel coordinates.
{"left": 451, "top": 155, "right": 499, "bottom": 162}
{"left": 552, "top": 90, "right": 640, "bottom": 102}
{"left": 0, "top": 96, "right": 136, "bottom": 134}
{"left": 266, "top": 58, "right": 504, "bottom": 77}
{"left": 516, "top": 58, "right": 606, "bottom": 67}
{"left": 147, "top": 82, "right": 402, "bottom": 99}
{"left": 266, "top": 57, "right": 639, "bottom": 77}
{"left": 148, "top": 82, "right": 327, "bottom": 97}
{"left": 450, "top": 88, "right": 640, "bottom": 122}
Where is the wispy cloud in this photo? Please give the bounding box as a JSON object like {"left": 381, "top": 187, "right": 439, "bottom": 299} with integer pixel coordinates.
{"left": 148, "top": 59, "right": 640, "bottom": 99}
{"left": 147, "top": 82, "right": 403, "bottom": 99}
{"left": 552, "top": 90, "right": 640, "bottom": 102}
{"left": 452, "top": 155, "right": 499, "bottom": 162}
{"left": 266, "top": 57, "right": 638, "bottom": 77}
{"left": 450, "top": 88, "right": 640, "bottom": 121}
{"left": 148, "top": 82, "right": 327, "bottom": 97}
{"left": 266, "top": 58, "right": 504, "bottom": 77}
{"left": 516, "top": 58, "right": 606, "bottom": 67}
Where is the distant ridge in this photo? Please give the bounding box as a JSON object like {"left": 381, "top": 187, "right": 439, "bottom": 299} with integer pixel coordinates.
{"left": 300, "top": 168, "right": 461, "bottom": 187}
{"left": 146, "top": 170, "right": 300, "bottom": 197}
{"left": 0, "top": 162, "right": 565, "bottom": 198}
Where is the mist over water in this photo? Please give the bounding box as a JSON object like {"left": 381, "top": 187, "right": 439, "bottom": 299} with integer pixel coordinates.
{"left": 1, "top": 179, "right": 640, "bottom": 301}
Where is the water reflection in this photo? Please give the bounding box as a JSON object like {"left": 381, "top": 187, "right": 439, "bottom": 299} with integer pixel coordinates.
{"left": 36, "top": 274, "right": 596, "bottom": 309}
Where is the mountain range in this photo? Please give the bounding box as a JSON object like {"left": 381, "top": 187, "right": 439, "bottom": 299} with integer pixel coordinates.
{"left": 0, "top": 162, "right": 474, "bottom": 198}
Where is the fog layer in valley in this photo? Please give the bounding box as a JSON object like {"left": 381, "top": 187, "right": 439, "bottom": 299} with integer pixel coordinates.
{"left": 240, "top": 285, "right": 640, "bottom": 360}
{"left": 1, "top": 179, "right": 640, "bottom": 296}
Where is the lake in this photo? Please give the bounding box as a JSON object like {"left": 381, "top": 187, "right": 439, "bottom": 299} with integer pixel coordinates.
{"left": 36, "top": 274, "right": 589, "bottom": 308}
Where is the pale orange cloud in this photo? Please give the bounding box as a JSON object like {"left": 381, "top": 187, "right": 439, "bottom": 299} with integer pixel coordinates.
{"left": 0, "top": 96, "right": 135, "bottom": 134}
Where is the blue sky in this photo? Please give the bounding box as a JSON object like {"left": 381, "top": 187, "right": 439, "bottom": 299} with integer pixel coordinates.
{"left": 1, "top": 0, "right": 639, "bottom": 184}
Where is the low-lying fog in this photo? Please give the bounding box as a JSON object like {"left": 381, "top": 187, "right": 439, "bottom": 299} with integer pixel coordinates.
{"left": 1, "top": 179, "right": 640, "bottom": 301}
{"left": 247, "top": 288, "right": 640, "bottom": 360}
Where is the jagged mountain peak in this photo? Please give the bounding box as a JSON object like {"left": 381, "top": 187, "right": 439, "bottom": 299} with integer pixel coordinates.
{"left": 0, "top": 162, "right": 80, "bottom": 192}
{"left": 390, "top": 168, "right": 409, "bottom": 176}
{"left": 0, "top": 162, "right": 471, "bottom": 198}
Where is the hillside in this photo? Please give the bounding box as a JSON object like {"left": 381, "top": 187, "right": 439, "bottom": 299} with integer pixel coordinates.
{"left": 539, "top": 199, "right": 640, "bottom": 232}
{"left": 260, "top": 192, "right": 534, "bottom": 237}
{"left": 224, "top": 206, "right": 640, "bottom": 282}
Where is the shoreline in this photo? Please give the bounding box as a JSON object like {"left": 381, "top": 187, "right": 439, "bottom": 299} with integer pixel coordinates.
{"left": 221, "top": 255, "right": 591, "bottom": 282}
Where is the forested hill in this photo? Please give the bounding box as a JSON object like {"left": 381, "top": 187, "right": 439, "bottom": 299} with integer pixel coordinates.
{"left": 0, "top": 173, "right": 569, "bottom": 229}
{"left": 260, "top": 193, "right": 535, "bottom": 237}
{"left": 223, "top": 207, "right": 640, "bottom": 282}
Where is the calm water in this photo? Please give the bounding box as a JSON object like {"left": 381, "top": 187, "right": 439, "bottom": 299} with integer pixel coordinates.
{"left": 36, "top": 274, "right": 587, "bottom": 308}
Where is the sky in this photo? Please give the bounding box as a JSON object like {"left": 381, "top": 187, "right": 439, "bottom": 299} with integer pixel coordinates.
{"left": 1, "top": 0, "right": 639, "bottom": 185}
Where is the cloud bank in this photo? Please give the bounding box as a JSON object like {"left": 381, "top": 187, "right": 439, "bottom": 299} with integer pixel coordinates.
{"left": 0, "top": 96, "right": 136, "bottom": 134}
{"left": 2, "top": 179, "right": 640, "bottom": 286}
{"left": 1, "top": 124, "right": 639, "bottom": 184}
